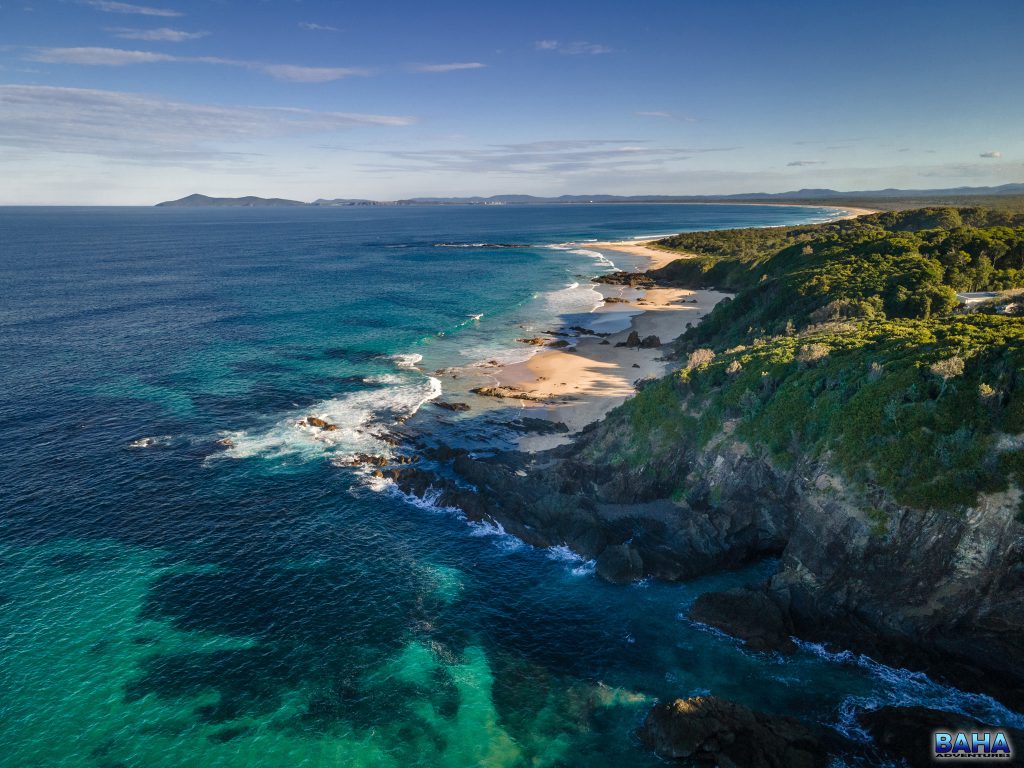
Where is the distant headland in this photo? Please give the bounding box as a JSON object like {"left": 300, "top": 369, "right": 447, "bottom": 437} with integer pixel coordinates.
{"left": 154, "top": 184, "right": 1024, "bottom": 211}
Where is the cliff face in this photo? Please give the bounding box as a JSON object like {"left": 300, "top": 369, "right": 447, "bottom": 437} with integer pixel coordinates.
{"left": 392, "top": 207, "right": 1024, "bottom": 710}
{"left": 392, "top": 412, "right": 1024, "bottom": 709}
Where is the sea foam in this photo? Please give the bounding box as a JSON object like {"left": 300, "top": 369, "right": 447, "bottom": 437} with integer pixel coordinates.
{"left": 219, "top": 373, "right": 441, "bottom": 463}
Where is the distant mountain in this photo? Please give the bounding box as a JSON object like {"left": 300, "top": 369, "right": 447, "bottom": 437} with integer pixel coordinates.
{"left": 311, "top": 198, "right": 390, "bottom": 207}
{"left": 398, "top": 185, "right": 1024, "bottom": 204}
{"left": 156, "top": 184, "right": 1024, "bottom": 208}
{"left": 155, "top": 194, "right": 306, "bottom": 207}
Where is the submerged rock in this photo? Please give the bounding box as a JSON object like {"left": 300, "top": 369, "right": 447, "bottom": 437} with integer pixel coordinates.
{"left": 639, "top": 696, "right": 827, "bottom": 767}
{"left": 432, "top": 400, "right": 471, "bottom": 412}
{"left": 506, "top": 418, "right": 570, "bottom": 435}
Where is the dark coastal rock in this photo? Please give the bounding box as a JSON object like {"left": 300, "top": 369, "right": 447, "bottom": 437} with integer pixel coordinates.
{"left": 689, "top": 588, "right": 796, "bottom": 653}
{"left": 215, "top": 437, "right": 234, "bottom": 448}
{"left": 469, "top": 386, "right": 547, "bottom": 402}
{"left": 632, "top": 363, "right": 640, "bottom": 368}
{"left": 639, "top": 696, "right": 827, "bottom": 767}
{"left": 506, "top": 418, "right": 570, "bottom": 435}
{"left": 516, "top": 337, "right": 552, "bottom": 346}
{"left": 304, "top": 416, "right": 337, "bottom": 430}
{"left": 594, "top": 271, "right": 656, "bottom": 288}
{"left": 639, "top": 334, "right": 661, "bottom": 348}
{"left": 617, "top": 330, "right": 643, "bottom": 348}
{"left": 595, "top": 544, "right": 644, "bottom": 584}
{"left": 857, "top": 706, "right": 1024, "bottom": 768}
{"left": 603, "top": 296, "right": 630, "bottom": 304}
{"left": 432, "top": 400, "right": 471, "bottom": 412}
{"left": 349, "top": 453, "right": 388, "bottom": 467}
{"left": 547, "top": 339, "right": 571, "bottom": 349}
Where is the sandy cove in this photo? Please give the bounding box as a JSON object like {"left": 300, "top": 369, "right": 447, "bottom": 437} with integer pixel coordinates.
{"left": 482, "top": 205, "right": 876, "bottom": 450}
{"left": 487, "top": 237, "right": 728, "bottom": 451}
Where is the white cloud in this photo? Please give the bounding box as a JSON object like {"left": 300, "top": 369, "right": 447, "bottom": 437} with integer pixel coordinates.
{"left": 257, "top": 63, "right": 364, "bottom": 82}
{"left": 0, "top": 84, "right": 414, "bottom": 165}
{"left": 534, "top": 40, "right": 611, "bottom": 55}
{"left": 980, "top": 150, "right": 1002, "bottom": 159}
{"left": 84, "top": 0, "right": 181, "bottom": 17}
{"left": 29, "top": 47, "right": 367, "bottom": 82}
{"left": 787, "top": 159, "right": 823, "bottom": 167}
{"left": 109, "top": 27, "right": 208, "bottom": 42}
{"left": 411, "top": 62, "right": 487, "bottom": 73}
{"left": 299, "top": 22, "right": 338, "bottom": 32}
{"left": 32, "top": 47, "right": 177, "bottom": 65}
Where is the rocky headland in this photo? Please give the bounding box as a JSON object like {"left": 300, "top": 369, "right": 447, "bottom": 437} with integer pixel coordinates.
{"left": 389, "top": 208, "right": 1024, "bottom": 761}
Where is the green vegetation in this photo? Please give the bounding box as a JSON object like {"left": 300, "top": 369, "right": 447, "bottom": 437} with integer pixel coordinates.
{"left": 592, "top": 208, "right": 1024, "bottom": 518}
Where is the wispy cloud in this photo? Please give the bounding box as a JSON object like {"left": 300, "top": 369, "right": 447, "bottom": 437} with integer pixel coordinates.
{"left": 535, "top": 39, "right": 611, "bottom": 55}
{"left": 359, "top": 139, "right": 735, "bottom": 176}
{"left": 84, "top": 0, "right": 181, "bottom": 17}
{"left": 980, "top": 150, "right": 1002, "bottom": 159}
{"left": 29, "top": 47, "right": 367, "bottom": 82}
{"left": 32, "top": 47, "right": 176, "bottom": 65}
{"left": 411, "top": 62, "right": 487, "bottom": 73}
{"left": 787, "top": 160, "right": 824, "bottom": 167}
{"left": 0, "top": 85, "right": 414, "bottom": 166}
{"left": 634, "top": 110, "right": 698, "bottom": 123}
{"left": 299, "top": 22, "right": 337, "bottom": 32}
{"left": 108, "top": 27, "right": 208, "bottom": 42}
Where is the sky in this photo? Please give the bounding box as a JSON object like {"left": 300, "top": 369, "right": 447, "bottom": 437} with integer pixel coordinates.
{"left": 1, "top": 0, "right": 1022, "bottom": 204}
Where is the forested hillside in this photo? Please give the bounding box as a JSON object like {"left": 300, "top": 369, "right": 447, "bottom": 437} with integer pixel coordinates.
{"left": 591, "top": 208, "right": 1024, "bottom": 517}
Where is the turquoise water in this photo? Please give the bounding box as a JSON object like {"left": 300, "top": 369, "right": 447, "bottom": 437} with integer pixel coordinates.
{"left": 2, "top": 204, "right": 1020, "bottom": 767}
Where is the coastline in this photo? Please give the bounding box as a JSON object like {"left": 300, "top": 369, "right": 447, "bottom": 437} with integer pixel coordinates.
{"left": 472, "top": 203, "right": 875, "bottom": 450}
{"left": 478, "top": 242, "right": 727, "bottom": 451}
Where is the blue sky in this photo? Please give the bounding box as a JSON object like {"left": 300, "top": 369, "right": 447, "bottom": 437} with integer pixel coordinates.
{"left": 1, "top": 0, "right": 1022, "bottom": 203}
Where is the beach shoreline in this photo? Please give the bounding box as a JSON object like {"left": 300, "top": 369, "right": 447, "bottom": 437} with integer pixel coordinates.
{"left": 465, "top": 203, "right": 876, "bottom": 450}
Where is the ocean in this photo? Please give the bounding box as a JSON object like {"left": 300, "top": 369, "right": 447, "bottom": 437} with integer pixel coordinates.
{"left": 1, "top": 203, "right": 1019, "bottom": 767}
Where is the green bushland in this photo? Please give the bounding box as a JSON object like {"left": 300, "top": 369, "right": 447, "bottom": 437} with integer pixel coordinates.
{"left": 589, "top": 208, "right": 1024, "bottom": 518}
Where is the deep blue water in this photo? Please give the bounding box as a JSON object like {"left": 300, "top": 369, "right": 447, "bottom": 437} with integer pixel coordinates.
{"left": 2, "top": 204, "right": 1020, "bottom": 767}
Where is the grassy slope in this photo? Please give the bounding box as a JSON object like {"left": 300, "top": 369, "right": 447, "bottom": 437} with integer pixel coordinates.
{"left": 586, "top": 207, "right": 1024, "bottom": 518}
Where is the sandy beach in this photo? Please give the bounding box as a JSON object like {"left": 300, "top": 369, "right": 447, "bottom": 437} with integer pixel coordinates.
{"left": 475, "top": 235, "right": 730, "bottom": 450}
{"left": 470, "top": 204, "right": 876, "bottom": 450}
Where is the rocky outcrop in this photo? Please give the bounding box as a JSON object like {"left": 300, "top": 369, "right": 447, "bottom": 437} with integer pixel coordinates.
{"left": 303, "top": 416, "right": 337, "bottom": 430}
{"left": 594, "top": 271, "right": 655, "bottom": 288}
{"left": 391, "top": 418, "right": 1024, "bottom": 709}
{"left": 617, "top": 331, "right": 642, "bottom": 348}
{"left": 673, "top": 440, "right": 1024, "bottom": 709}
{"left": 616, "top": 331, "right": 662, "bottom": 349}
{"left": 689, "top": 587, "right": 796, "bottom": 653}
{"left": 431, "top": 400, "right": 470, "bottom": 412}
{"left": 857, "top": 706, "right": 1024, "bottom": 768}
{"left": 595, "top": 544, "right": 644, "bottom": 584}
{"left": 469, "top": 386, "right": 547, "bottom": 402}
{"left": 638, "top": 696, "right": 827, "bottom": 767}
